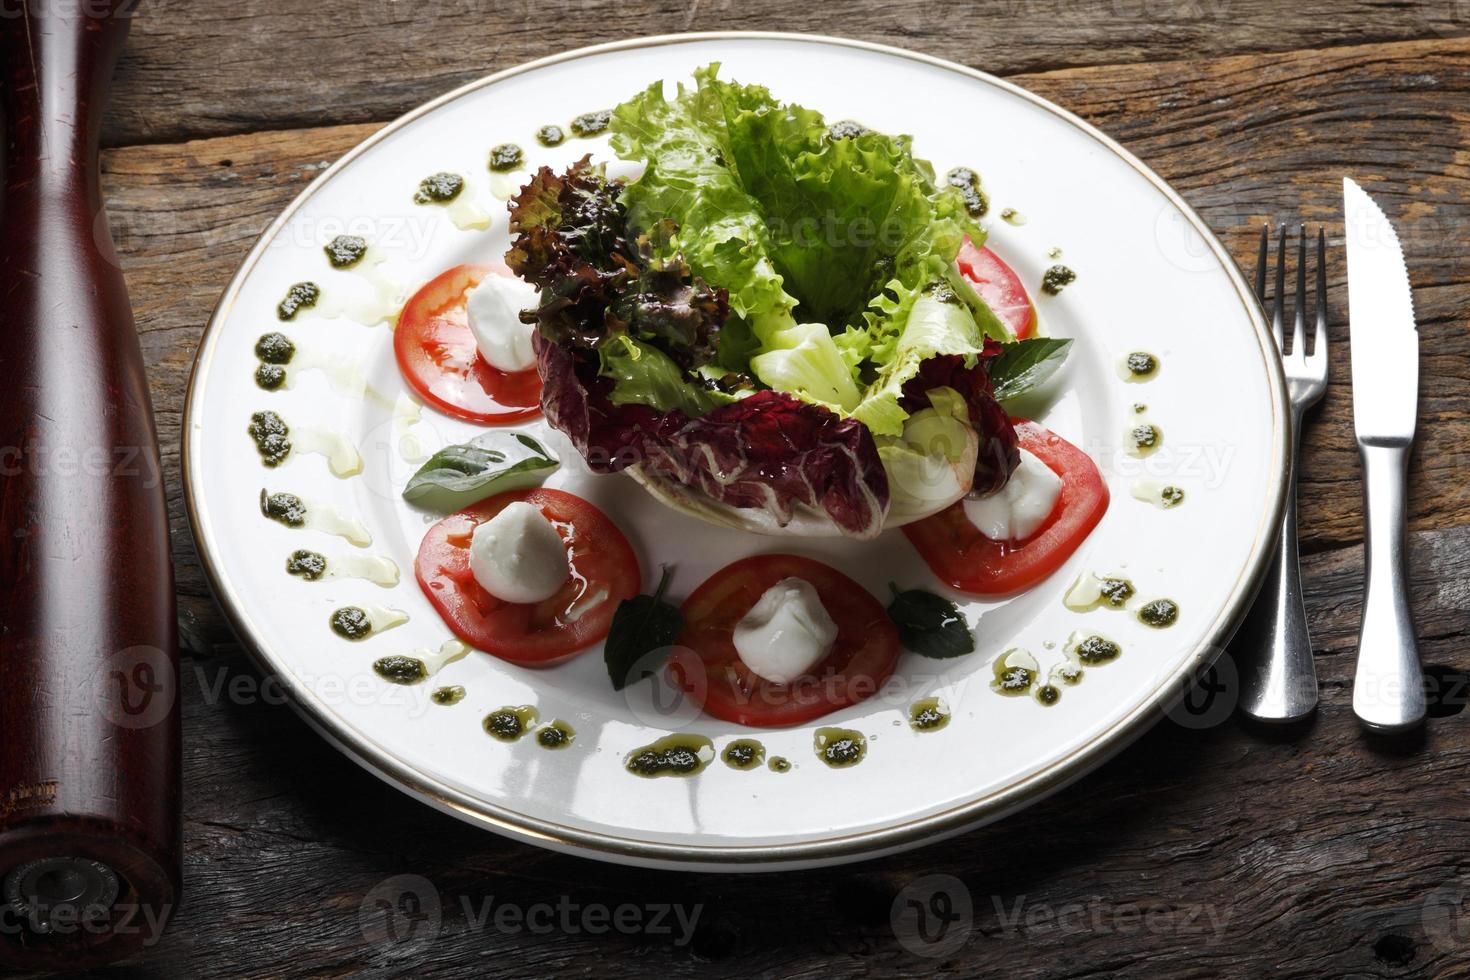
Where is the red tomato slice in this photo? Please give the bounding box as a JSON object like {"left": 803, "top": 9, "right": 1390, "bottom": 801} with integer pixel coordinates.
{"left": 957, "top": 239, "right": 1036, "bottom": 339}
{"left": 414, "top": 488, "right": 639, "bottom": 666}
{"left": 669, "top": 554, "right": 901, "bottom": 728}
{"left": 903, "top": 420, "right": 1108, "bottom": 596}
{"left": 394, "top": 263, "right": 542, "bottom": 424}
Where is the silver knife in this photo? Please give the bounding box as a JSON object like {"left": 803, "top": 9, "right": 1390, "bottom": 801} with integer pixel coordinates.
{"left": 1344, "top": 177, "right": 1425, "bottom": 732}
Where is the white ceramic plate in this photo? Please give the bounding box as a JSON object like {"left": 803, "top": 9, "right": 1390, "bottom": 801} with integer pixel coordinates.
{"left": 184, "top": 33, "right": 1288, "bottom": 870}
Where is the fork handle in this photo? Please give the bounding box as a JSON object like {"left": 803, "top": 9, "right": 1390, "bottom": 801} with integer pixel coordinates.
{"left": 1235, "top": 409, "right": 1318, "bottom": 722}
{"left": 1352, "top": 441, "right": 1425, "bottom": 731}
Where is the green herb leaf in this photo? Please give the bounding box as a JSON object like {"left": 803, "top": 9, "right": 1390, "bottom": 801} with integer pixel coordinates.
{"left": 605, "top": 567, "right": 683, "bottom": 690}
{"left": 988, "top": 338, "right": 1072, "bottom": 403}
{"left": 887, "top": 584, "right": 974, "bottom": 659}
{"left": 401, "top": 433, "right": 558, "bottom": 511}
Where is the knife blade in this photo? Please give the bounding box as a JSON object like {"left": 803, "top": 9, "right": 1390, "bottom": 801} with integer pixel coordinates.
{"left": 1344, "top": 177, "right": 1419, "bottom": 444}
{"left": 1343, "top": 176, "right": 1425, "bottom": 732}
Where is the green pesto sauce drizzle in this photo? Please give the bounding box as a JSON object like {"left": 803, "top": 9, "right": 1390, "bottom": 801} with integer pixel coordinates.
{"left": 248, "top": 410, "right": 291, "bottom": 467}
{"left": 536, "top": 720, "right": 576, "bottom": 749}
{"left": 909, "top": 698, "right": 951, "bottom": 732}
{"left": 946, "top": 167, "right": 989, "bottom": 219}
{"left": 570, "top": 110, "right": 611, "bottom": 138}
{"left": 1041, "top": 265, "right": 1077, "bottom": 295}
{"left": 1138, "top": 599, "right": 1180, "bottom": 628}
{"left": 814, "top": 728, "right": 867, "bottom": 768}
{"left": 323, "top": 235, "right": 368, "bottom": 269}
{"left": 276, "top": 282, "right": 319, "bottom": 321}
{"left": 431, "top": 685, "right": 466, "bottom": 706}
{"left": 414, "top": 171, "right": 464, "bottom": 205}
{"left": 535, "top": 124, "right": 565, "bottom": 147}
{"left": 259, "top": 489, "right": 305, "bottom": 527}
{"left": 285, "top": 549, "right": 326, "bottom": 580}
{"left": 330, "top": 606, "right": 371, "bottom": 640}
{"left": 625, "top": 734, "right": 714, "bottom": 778}
{"left": 991, "top": 649, "right": 1039, "bottom": 697}
{"left": 488, "top": 144, "right": 523, "bottom": 172}
{"left": 1074, "top": 635, "right": 1121, "bottom": 665}
{"left": 767, "top": 756, "right": 792, "bottom": 773}
{"left": 721, "top": 739, "right": 766, "bottom": 771}
{"left": 373, "top": 655, "right": 426, "bottom": 685}
{"left": 483, "top": 705, "right": 539, "bottom": 742}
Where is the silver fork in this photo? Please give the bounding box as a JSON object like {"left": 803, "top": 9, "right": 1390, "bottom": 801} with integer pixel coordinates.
{"left": 1235, "top": 225, "right": 1329, "bottom": 723}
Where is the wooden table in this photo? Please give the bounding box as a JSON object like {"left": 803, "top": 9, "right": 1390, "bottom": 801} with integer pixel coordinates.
{"left": 83, "top": 4, "right": 1470, "bottom": 976}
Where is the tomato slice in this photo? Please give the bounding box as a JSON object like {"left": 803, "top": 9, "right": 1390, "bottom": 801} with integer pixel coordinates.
{"left": 394, "top": 263, "right": 542, "bottom": 424}
{"left": 414, "top": 488, "right": 639, "bottom": 666}
{"left": 957, "top": 239, "right": 1036, "bottom": 339}
{"left": 902, "top": 420, "right": 1108, "bottom": 596}
{"left": 669, "top": 554, "right": 900, "bottom": 728}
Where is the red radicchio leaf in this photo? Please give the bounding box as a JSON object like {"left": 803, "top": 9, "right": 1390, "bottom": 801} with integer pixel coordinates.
{"left": 899, "top": 343, "right": 1019, "bottom": 497}
{"left": 535, "top": 330, "right": 890, "bottom": 536}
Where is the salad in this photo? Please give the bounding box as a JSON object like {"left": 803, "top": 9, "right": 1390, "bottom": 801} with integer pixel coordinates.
{"left": 397, "top": 65, "right": 1109, "bottom": 729}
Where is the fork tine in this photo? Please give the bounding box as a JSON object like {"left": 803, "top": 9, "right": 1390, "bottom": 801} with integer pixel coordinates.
{"left": 1292, "top": 224, "right": 1307, "bottom": 356}
{"left": 1313, "top": 226, "right": 1328, "bottom": 359}
{"left": 1271, "top": 224, "right": 1286, "bottom": 349}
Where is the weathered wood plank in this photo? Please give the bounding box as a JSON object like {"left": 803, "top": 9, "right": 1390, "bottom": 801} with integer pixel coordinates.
{"left": 79, "top": 525, "right": 1470, "bottom": 977}
{"left": 100, "top": 36, "right": 1470, "bottom": 652}
{"left": 106, "top": 0, "right": 1470, "bottom": 146}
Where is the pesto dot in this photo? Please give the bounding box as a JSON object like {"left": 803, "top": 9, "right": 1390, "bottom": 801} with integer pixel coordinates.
{"left": 255, "top": 331, "right": 296, "bottom": 364}
{"left": 285, "top": 549, "right": 327, "bottom": 580}
{"left": 1126, "top": 351, "right": 1159, "bottom": 377}
{"left": 721, "top": 739, "right": 765, "bottom": 770}
{"left": 1075, "top": 635, "right": 1121, "bottom": 665}
{"left": 324, "top": 234, "right": 368, "bottom": 269}
{"left": 373, "top": 656, "right": 426, "bottom": 685}
{"left": 1057, "top": 664, "right": 1084, "bottom": 685}
{"left": 431, "top": 685, "right": 465, "bottom": 706}
{"left": 1138, "top": 598, "right": 1180, "bottom": 628}
{"left": 413, "top": 171, "right": 464, "bottom": 204}
{"left": 537, "top": 724, "right": 574, "bottom": 749}
{"left": 1134, "top": 402, "right": 1148, "bottom": 414}
{"left": 910, "top": 702, "right": 950, "bottom": 731}
{"left": 826, "top": 119, "right": 869, "bottom": 140}
{"left": 484, "top": 709, "right": 526, "bottom": 742}
{"left": 628, "top": 746, "right": 698, "bottom": 776}
{"left": 255, "top": 363, "right": 286, "bottom": 390}
{"left": 487, "top": 144, "right": 523, "bottom": 173}
{"left": 1041, "top": 265, "right": 1077, "bottom": 295}
{"left": 946, "top": 166, "right": 989, "bottom": 218}
{"left": 818, "top": 734, "right": 866, "bottom": 768}
{"left": 259, "top": 489, "right": 306, "bottom": 526}
{"left": 276, "top": 282, "right": 320, "bottom": 321}
{"left": 1131, "top": 424, "right": 1161, "bottom": 451}
{"left": 248, "top": 410, "right": 291, "bottom": 467}
{"left": 1160, "top": 486, "right": 1185, "bottom": 508}
{"left": 1035, "top": 684, "right": 1061, "bottom": 706}
{"left": 535, "top": 124, "right": 565, "bottom": 147}
{"left": 569, "top": 110, "right": 611, "bottom": 138}
{"left": 1098, "top": 577, "right": 1135, "bottom": 608}
{"left": 768, "top": 756, "right": 791, "bottom": 773}
{"left": 330, "top": 606, "right": 371, "bottom": 640}
{"left": 1000, "top": 666, "right": 1035, "bottom": 692}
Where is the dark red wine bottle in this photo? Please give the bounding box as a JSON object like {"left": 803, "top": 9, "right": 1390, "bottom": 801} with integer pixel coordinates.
{"left": 0, "top": 0, "right": 181, "bottom": 969}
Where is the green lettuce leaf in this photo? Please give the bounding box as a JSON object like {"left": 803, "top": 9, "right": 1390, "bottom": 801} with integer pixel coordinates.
{"left": 600, "top": 335, "right": 737, "bottom": 417}
{"left": 609, "top": 63, "right": 990, "bottom": 432}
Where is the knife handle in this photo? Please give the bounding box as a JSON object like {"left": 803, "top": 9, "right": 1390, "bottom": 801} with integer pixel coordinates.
{"left": 1352, "top": 441, "right": 1425, "bottom": 731}
{"left": 0, "top": 0, "right": 180, "bottom": 970}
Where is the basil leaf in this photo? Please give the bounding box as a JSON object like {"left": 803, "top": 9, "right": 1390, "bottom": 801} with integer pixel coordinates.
{"left": 886, "top": 584, "right": 974, "bottom": 659}
{"left": 605, "top": 567, "right": 682, "bottom": 690}
{"left": 988, "top": 338, "right": 1072, "bottom": 402}
{"left": 401, "top": 433, "right": 558, "bottom": 511}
